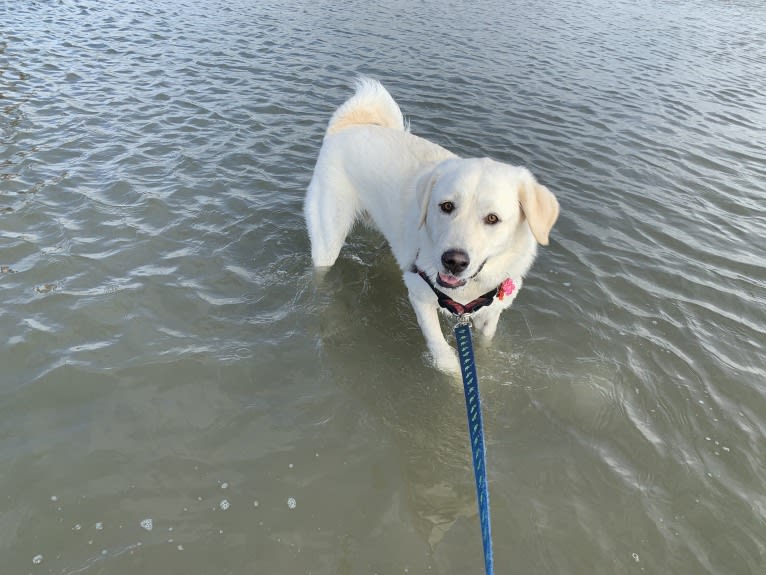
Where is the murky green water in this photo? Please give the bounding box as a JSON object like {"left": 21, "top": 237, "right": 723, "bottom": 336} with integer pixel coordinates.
{"left": 2, "top": 0, "right": 765, "bottom": 573}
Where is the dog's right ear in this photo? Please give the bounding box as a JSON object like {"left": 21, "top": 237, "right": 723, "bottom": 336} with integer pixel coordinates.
{"left": 416, "top": 168, "right": 440, "bottom": 228}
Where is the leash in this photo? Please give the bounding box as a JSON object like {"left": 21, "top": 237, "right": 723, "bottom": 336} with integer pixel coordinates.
{"left": 413, "top": 267, "right": 516, "bottom": 574}
{"left": 455, "top": 314, "right": 494, "bottom": 575}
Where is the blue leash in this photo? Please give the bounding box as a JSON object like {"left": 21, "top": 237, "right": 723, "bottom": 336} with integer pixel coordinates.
{"left": 455, "top": 317, "right": 494, "bottom": 575}
{"left": 410, "top": 265, "right": 505, "bottom": 572}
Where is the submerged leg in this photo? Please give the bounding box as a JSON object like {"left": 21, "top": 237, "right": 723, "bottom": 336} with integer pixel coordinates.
{"left": 404, "top": 271, "right": 460, "bottom": 374}
{"left": 304, "top": 175, "right": 359, "bottom": 268}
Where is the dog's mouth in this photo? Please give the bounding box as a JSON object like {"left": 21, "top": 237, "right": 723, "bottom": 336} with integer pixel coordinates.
{"left": 434, "top": 259, "right": 487, "bottom": 289}
{"left": 436, "top": 272, "right": 467, "bottom": 289}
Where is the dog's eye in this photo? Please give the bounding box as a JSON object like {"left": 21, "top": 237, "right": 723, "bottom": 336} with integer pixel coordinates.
{"left": 439, "top": 201, "right": 455, "bottom": 214}
{"left": 484, "top": 213, "right": 500, "bottom": 225}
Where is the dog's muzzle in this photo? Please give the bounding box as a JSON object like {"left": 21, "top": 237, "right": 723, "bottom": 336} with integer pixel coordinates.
{"left": 441, "top": 249, "right": 470, "bottom": 275}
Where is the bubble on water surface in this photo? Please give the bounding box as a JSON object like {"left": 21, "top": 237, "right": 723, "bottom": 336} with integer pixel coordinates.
{"left": 95, "top": 522, "right": 104, "bottom": 530}
{"left": 140, "top": 518, "right": 153, "bottom": 531}
{"left": 221, "top": 482, "right": 229, "bottom": 489}
{"left": 287, "top": 497, "right": 296, "bottom": 509}
{"left": 219, "top": 499, "right": 230, "bottom": 511}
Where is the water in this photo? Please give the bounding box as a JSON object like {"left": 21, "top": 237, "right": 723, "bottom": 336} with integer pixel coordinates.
{"left": 2, "top": 0, "right": 765, "bottom": 573}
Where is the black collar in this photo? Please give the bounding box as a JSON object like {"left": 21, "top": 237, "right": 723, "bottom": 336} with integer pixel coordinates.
{"left": 412, "top": 266, "right": 507, "bottom": 316}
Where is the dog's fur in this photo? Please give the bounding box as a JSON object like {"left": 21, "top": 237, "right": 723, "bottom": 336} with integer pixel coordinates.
{"left": 305, "top": 78, "right": 559, "bottom": 373}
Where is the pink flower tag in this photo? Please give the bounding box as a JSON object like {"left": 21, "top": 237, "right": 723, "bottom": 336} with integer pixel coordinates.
{"left": 497, "top": 278, "right": 516, "bottom": 301}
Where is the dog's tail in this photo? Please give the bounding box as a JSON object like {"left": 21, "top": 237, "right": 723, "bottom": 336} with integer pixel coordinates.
{"left": 325, "top": 77, "right": 406, "bottom": 136}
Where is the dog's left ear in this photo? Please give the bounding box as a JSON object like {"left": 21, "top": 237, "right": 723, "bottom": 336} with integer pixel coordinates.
{"left": 416, "top": 167, "right": 441, "bottom": 229}
{"left": 519, "top": 171, "right": 560, "bottom": 245}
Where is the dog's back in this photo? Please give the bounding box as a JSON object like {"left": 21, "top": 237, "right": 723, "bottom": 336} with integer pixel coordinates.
{"left": 306, "top": 79, "right": 452, "bottom": 269}
{"left": 325, "top": 77, "right": 406, "bottom": 136}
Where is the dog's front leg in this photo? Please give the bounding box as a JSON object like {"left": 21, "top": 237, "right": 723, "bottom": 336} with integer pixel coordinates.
{"left": 404, "top": 272, "right": 460, "bottom": 374}
{"left": 474, "top": 306, "right": 503, "bottom": 340}
{"left": 475, "top": 281, "right": 520, "bottom": 340}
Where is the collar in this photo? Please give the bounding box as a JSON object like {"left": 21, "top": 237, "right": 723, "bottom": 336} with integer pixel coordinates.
{"left": 411, "top": 266, "right": 516, "bottom": 316}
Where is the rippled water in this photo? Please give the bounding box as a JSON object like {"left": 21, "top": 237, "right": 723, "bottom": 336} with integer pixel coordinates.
{"left": 2, "top": 0, "right": 765, "bottom": 573}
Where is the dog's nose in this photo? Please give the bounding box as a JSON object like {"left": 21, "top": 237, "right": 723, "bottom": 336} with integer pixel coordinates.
{"left": 441, "top": 249, "right": 470, "bottom": 275}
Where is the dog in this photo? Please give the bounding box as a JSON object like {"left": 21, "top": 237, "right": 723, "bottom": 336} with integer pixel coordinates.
{"left": 304, "top": 78, "right": 559, "bottom": 373}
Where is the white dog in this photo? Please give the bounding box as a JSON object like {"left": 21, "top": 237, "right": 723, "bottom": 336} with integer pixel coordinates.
{"left": 305, "top": 78, "right": 559, "bottom": 373}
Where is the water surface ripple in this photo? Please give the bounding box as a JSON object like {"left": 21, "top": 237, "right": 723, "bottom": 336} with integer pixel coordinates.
{"left": 1, "top": 0, "right": 765, "bottom": 573}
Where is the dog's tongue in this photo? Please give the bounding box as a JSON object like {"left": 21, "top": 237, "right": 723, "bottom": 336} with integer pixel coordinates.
{"left": 438, "top": 272, "right": 464, "bottom": 287}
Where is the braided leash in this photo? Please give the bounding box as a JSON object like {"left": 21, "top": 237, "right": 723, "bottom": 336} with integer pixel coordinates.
{"left": 455, "top": 315, "right": 494, "bottom": 575}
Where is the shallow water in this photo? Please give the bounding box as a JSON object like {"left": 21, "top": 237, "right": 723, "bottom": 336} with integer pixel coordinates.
{"left": 2, "top": 0, "right": 765, "bottom": 573}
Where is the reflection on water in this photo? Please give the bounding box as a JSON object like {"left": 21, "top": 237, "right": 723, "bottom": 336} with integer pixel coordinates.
{"left": 2, "top": 0, "right": 765, "bottom": 573}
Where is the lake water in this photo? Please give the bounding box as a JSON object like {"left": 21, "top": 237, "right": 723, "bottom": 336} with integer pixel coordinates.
{"left": 2, "top": 0, "right": 765, "bottom": 573}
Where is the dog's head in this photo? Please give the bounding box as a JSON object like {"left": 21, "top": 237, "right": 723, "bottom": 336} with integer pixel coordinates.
{"left": 416, "top": 158, "right": 558, "bottom": 290}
